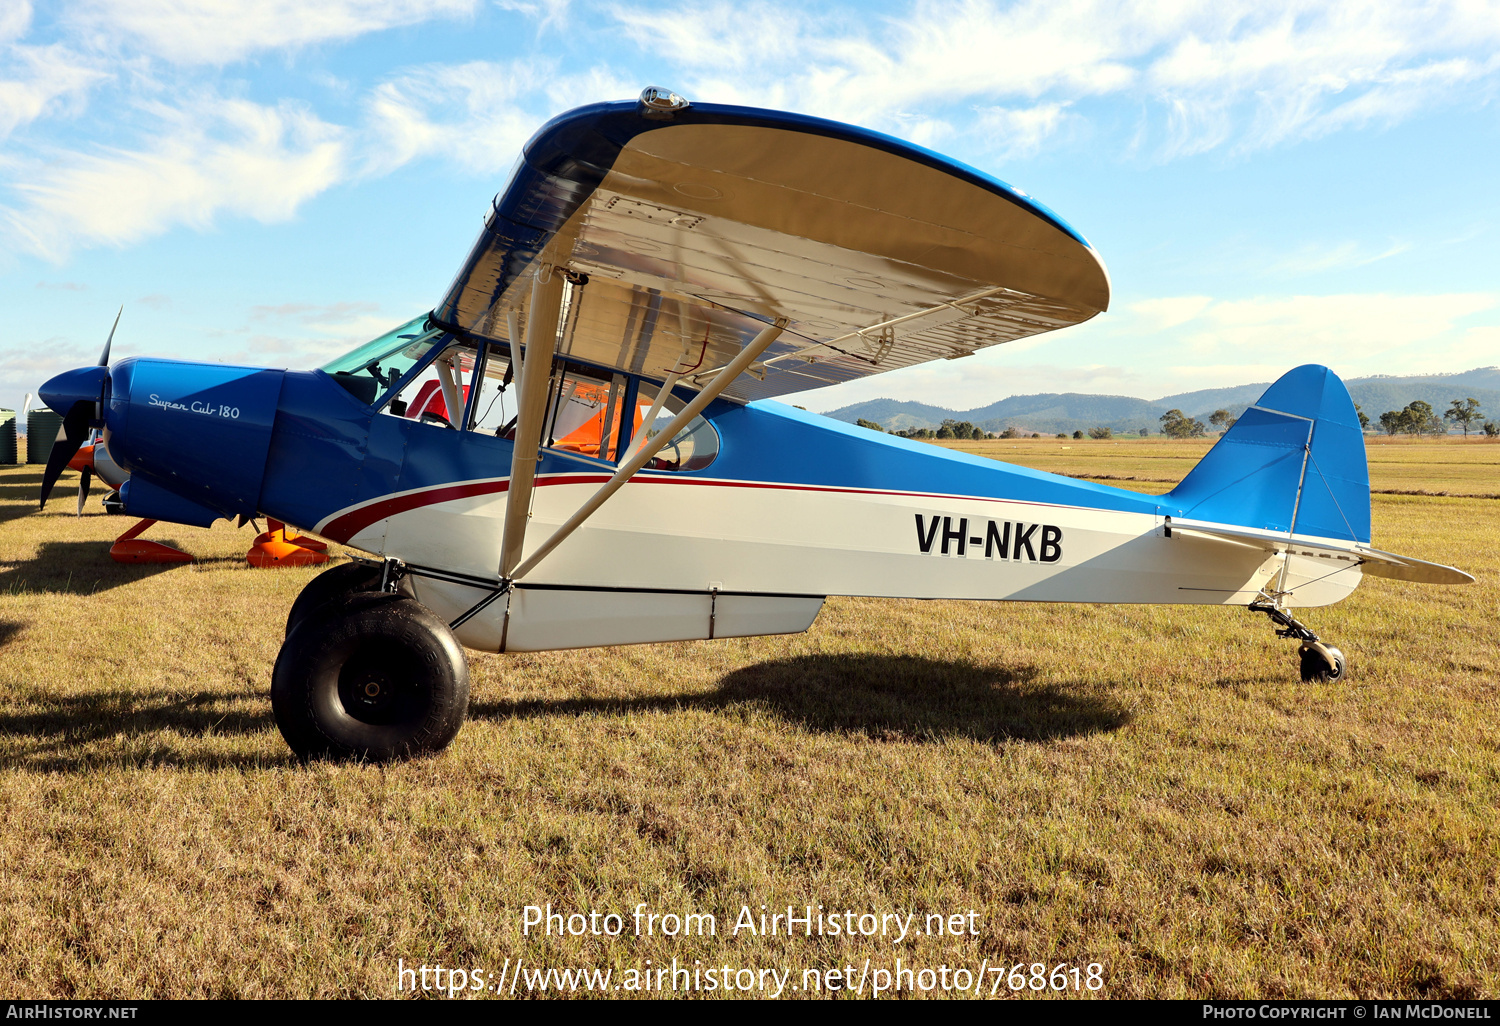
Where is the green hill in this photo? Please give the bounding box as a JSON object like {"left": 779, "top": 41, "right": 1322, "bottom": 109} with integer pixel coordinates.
{"left": 821, "top": 368, "right": 1500, "bottom": 435}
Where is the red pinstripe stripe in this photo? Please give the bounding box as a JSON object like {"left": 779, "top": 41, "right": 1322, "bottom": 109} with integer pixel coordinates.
{"left": 319, "top": 472, "right": 1094, "bottom": 543}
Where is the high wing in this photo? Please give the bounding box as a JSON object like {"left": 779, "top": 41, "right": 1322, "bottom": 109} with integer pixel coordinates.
{"left": 432, "top": 93, "right": 1109, "bottom": 402}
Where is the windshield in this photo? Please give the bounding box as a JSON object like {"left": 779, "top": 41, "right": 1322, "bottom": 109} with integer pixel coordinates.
{"left": 321, "top": 314, "right": 444, "bottom": 404}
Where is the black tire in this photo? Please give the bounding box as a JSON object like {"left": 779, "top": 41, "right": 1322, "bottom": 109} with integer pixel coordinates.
{"left": 1299, "top": 642, "right": 1346, "bottom": 684}
{"left": 284, "top": 561, "right": 384, "bottom": 637}
{"left": 271, "top": 593, "right": 470, "bottom": 762}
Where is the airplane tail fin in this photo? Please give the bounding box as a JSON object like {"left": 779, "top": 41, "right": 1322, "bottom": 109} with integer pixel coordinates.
{"left": 1165, "top": 365, "right": 1370, "bottom": 544}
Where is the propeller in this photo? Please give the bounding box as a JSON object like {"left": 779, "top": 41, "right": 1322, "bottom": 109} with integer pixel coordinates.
{"left": 77, "top": 463, "right": 93, "bottom": 516}
{"left": 38, "top": 309, "right": 119, "bottom": 511}
{"left": 99, "top": 306, "right": 121, "bottom": 366}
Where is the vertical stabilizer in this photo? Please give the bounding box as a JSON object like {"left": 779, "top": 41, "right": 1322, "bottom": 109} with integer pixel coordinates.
{"left": 1166, "top": 365, "right": 1370, "bottom": 544}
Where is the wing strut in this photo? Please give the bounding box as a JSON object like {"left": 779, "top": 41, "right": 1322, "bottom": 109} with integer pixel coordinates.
{"left": 507, "top": 317, "right": 788, "bottom": 584}
{"left": 499, "top": 265, "right": 565, "bottom": 579}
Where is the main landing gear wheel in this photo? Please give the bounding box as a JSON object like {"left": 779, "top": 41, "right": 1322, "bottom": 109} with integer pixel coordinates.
{"left": 1299, "top": 642, "right": 1346, "bottom": 684}
{"left": 272, "top": 593, "right": 470, "bottom": 762}
{"left": 284, "top": 561, "right": 385, "bottom": 636}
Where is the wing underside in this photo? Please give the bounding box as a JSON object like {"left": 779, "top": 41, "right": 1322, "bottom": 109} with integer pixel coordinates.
{"left": 434, "top": 102, "right": 1110, "bottom": 401}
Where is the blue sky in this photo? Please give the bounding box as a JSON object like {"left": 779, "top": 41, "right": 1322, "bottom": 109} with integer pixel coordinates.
{"left": 1, "top": 0, "right": 1497, "bottom": 418}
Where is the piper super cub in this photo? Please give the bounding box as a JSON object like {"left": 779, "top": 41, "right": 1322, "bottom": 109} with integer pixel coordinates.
{"left": 36, "top": 88, "right": 1473, "bottom": 762}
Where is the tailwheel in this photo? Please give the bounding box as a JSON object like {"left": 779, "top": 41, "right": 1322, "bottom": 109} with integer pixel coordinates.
{"left": 1299, "top": 642, "right": 1346, "bottom": 684}
{"left": 1249, "top": 599, "right": 1347, "bottom": 685}
{"left": 271, "top": 592, "right": 469, "bottom": 762}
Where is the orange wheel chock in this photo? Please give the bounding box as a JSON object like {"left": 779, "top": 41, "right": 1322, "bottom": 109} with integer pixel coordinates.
{"left": 110, "top": 519, "right": 194, "bottom": 564}
{"left": 248, "top": 518, "right": 330, "bottom": 568}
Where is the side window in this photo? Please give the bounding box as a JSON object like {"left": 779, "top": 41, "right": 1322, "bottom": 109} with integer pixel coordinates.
{"left": 630, "top": 382, "right": 720, "bottom": 472}
{"left": 544, "top": 366, "right": 630, "bottom": 461}
{"left": 466, "top": 343, "right": 514, "bottom": 435}
{"left": 381, "top": 343, "right": 477, "bottom": 429}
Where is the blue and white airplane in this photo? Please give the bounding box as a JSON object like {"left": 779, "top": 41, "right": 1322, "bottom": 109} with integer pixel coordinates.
{"left": 35, "top": 88, "right": 1472, "bottom": 762}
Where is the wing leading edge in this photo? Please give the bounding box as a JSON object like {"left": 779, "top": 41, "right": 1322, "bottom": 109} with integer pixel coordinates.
{"left": 432, "top": 95, "right": 1110, "bottom": 402}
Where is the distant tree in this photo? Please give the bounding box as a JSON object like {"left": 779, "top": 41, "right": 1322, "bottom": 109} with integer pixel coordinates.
{"left": 855, "top": 418, "right": 884, "bottom": 432}
{"left": 1056, "top": 432, "right": 1068, "bottom": 438}
{"left": 1072, "top": 429, "right": 1084, "bottom": 439}
{"left": 1087, "top": 426, "right": 1113, "bottom": 440}
{"left": 1209, "top": 409, "right": 1237, "bottom": 432}
{"left": 1445, "top": 398, "right": 1483, "bottom": 437}
{"left": 940, "top": 418, "right": 982, "bottom": 440}
{"left": 1000, "top": 427, "right": 1021, "bottom": 439}
{"left": 1485, "top": 421, "right": 1500, "bottom": 438}
{"left": 1031, "top": 433, "right": 1040, "bottom": 438}
{"left": 1414, "top": 405, "right": 1439, "bottom": 433}
{"left": 1381, "top": 401, "right": 1445, "bottom": 435}
{"left": 1139, "top": 427, "right": 1149, "bottom": 438}
{"left": 1159, "top": 409, "right": 1207, "bottom": 439}
{"left": 935, "top": 424, "right": 955, "bottom": 439}
{"left": 1352, "top": 402, "right": 1370, "bottom": 432}
{"left": 1405, "top": 400, "right": 1443, "bottom": 435}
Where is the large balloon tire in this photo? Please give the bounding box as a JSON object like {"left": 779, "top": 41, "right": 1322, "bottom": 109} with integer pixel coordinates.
{"left": 272, "top": 593, "right": 470, "bottom": 762}
{"left": 284, "top": 561, "right": 385, "bottom": 637}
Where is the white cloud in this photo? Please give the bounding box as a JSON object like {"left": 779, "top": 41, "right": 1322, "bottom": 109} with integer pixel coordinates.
{"left": 1265, "top": 240, "right": 1410, "bottom": 276}
{"left": 496, "top": 0, "right": 572, "bottom": 32}
{"left": 1161, "top": 292, "right": 1497, "bottom": 365}
{"left": 69, "top": 0, "right": 479, "bottom": 65}
{"left": 973, "top": 101, "right": 1073, "bottom": 159}
{"left": 0, "top": 45, "right": 109, "bottom": 139}
{"left": 0, "top": 1, "right": 31, "bottom": 44}
{"left": 1128, "top": 295, "right": 1215, "bottom": 331}
{"left": 362, "top": 59, "right": 635, "bottom": 175}
{"left": 607, "top": 0, "right": 1500, "bottom": 159}
{"left": 2, "top": 96, "right": 347, "bottom": 260}
{"left": 799, "top": 290, "right": 1500, "bottom": 409}
{"left": 229, "top": 301, "right": 396, "bottom": 365}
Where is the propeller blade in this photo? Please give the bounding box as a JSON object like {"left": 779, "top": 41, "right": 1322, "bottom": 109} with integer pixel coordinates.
{"left": 100, "top": 306, "right": 122, "bottom": 367}
{"left": 39, "top": 400, "right": 94, "bottom": 510}
{"left": 77, "top": 465, "right": 92, "bottom": 516}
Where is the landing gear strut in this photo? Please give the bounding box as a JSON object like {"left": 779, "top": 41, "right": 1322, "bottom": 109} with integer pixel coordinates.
{"left": 1249, "top": 600, "right": 1346, "bottom": 683}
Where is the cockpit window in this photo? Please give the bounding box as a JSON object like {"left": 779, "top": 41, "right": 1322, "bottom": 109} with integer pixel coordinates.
{"left": 544, "top": 366, "right": 630, "bottom": 461}
{"left": 378, "top": 341, "right": 479, "bottom": 429}
{"left": 321, "top": 314, "right": 444, "bottom": 407}
{"left": 631, "top": 382, "right": 720, "bottom": 472}
{"left": 466, "top": 343, "right": 516, "bottom": 435}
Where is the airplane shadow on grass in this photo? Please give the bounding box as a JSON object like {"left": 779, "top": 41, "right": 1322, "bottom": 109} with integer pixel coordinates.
{"left": 0, "top": 540, "right": 189, "bottom": 595}
{"left": 0, "top": 655, "right": 1130, "bottom": 774}
{"left": 0, "top": 688, "right": 287, "bottom": 772}
{"left": 473, "top": 653, "right": 1131, "bottom": 744}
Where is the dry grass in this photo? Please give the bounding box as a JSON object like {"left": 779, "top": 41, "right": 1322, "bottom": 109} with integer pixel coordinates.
{"left": 940, "top": 435, "right": 1500, "bottom": 497}
{"left": 0, "top": 439, "right": 1494, "bottom": 999}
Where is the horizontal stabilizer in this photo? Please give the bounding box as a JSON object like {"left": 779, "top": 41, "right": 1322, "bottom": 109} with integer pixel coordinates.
{"left": 1355, "top": 547, "right": 1475, "bottom": 586}
{"left": 1170, "top": 518, "right": 1473, "bottom": 586}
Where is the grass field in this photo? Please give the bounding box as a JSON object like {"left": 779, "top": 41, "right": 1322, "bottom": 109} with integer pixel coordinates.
{"left": 0, "top": 437, "right": 1495, "bottom": 999}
